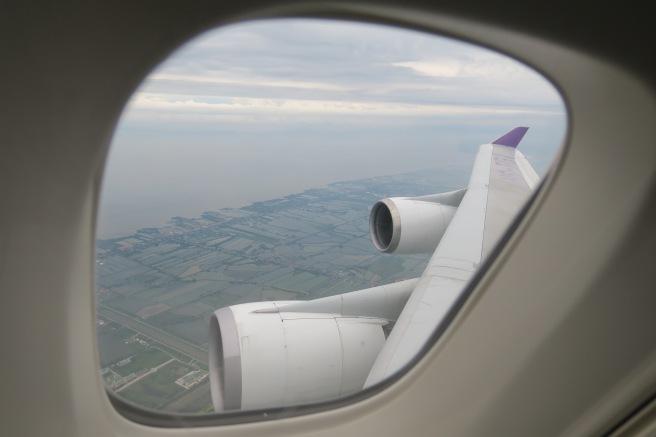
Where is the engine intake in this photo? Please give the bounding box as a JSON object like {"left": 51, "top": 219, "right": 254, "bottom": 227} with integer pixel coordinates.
{"left": 369, "top": 196, "right": 458, "bottom": 254}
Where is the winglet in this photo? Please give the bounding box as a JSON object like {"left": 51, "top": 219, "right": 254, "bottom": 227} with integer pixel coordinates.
{"left": 492, "top": 127, "right": 529, "bottom": 148}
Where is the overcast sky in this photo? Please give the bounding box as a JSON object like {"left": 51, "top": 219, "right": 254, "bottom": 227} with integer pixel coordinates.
{"left": 99, "top": 18, "right": 566, "bottom": 239}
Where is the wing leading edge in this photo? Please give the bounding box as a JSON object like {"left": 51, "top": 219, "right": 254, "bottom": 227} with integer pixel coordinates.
{"left": 365, "top": 127, "right": 536, "bottom": 387}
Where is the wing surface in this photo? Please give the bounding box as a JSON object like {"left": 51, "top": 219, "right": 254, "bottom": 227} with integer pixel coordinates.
{"left": 365, "top": 127, "right": 538, "bottom": 387}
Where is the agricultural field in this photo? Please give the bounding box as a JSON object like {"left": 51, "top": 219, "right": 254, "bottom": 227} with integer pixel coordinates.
{"left": 97, "top": 168, "right": 466, "bottom": 412}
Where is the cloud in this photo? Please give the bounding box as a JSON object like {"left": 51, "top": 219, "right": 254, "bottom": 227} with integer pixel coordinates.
{"left": 124, "top": 22, "right": 565, "bottom": 130}
{"left": 394, "top": 60, "right": 463, "bottom": 78}
{"left": 136, "top": 19, "right": 564, "bottom": 109}
{"left": 127, "top": 92, "right": 559, "bottom": 123}
{"left": 115, "top": 19, "right": 566, "bottom": 150}
{"left": 148, "top": 73, "right": 353, "bottom": 92}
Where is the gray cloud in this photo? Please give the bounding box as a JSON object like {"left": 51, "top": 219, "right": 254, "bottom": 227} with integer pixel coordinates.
{"left": 139, "top": 19, "right": 563, "bottom": 107}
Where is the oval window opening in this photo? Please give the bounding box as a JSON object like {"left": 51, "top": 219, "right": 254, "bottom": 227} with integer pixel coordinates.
{"left": 96, "top": 18, "right": 566, "bottom": 417}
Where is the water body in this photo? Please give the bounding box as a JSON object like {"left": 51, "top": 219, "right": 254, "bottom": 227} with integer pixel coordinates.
{"left": 97, "top": 163, "right": 466, "bottom": 240}
{"left": 97, "top": 118, "right": 564, "bottom": 240}
{"left": 97, "top": 138, "right": 470, "bottom": 239}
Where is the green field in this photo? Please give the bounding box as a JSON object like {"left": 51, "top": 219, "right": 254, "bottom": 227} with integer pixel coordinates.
{"left": 112, "top": 347, "right": 172, "bottom": 377}
{"left": 119, "top": 362, "right": 192, "bottom": 409}
{"left": 97, "top": 323, "right": 144, "bottom": 367}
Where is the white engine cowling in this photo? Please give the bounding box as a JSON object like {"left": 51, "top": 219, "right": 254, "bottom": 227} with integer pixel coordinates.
{"left": 209, "top": 301, "right": 387, "bottom": 411}
{"left": 369, "top": 197, "right": 457, "bottom": 254}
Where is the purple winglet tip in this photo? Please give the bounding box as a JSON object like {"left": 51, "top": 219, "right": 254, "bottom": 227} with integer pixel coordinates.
{"left": 492, "top": 127, "right": 529, "bottom": 148}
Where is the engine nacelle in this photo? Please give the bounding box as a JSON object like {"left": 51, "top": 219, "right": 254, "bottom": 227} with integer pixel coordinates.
{"left": 209, "top": 301, "right": 387, "bottom": 411}
{"left": 369, "top": 197, "right": 457, "bottom": 254}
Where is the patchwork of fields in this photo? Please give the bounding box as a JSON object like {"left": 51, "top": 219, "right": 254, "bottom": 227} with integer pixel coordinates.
{"left": 96, "top": 167, "right": 465, "bottom": 413}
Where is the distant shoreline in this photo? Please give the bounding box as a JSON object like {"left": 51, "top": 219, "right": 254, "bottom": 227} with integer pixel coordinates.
{"left": 96, "top": 166, "right": 465, "bottom": 242}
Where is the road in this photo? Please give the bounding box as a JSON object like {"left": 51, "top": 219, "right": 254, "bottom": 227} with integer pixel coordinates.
{"left": 98, "top": 305, "right": 208, "bottom": 364}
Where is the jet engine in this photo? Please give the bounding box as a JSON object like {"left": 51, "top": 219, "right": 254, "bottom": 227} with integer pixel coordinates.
{"left": 369, "top": 190, "right": 465, "bottom": 254}
{"left": 209, "top": 301, "right": 387, "bottom": 411}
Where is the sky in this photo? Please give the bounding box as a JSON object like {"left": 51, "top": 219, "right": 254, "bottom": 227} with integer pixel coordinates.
{"left": 98, "top": 18, "right": 566, "bottom": 239}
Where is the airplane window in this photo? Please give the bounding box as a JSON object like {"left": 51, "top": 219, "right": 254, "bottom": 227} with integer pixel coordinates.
{"left": 96, "top": 18, "right": 565, "bottom": 418}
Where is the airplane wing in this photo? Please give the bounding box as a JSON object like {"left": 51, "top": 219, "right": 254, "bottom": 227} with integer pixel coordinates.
{"left": 365, "top": 126, "right": 537, "bottom": 386}
{"left": 208, "top": 127, "right": 539, "bottom": 411}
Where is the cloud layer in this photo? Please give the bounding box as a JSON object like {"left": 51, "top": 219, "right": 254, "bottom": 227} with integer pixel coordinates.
{"left": 123, "top": 19, "right": 563, "bottom": 125}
